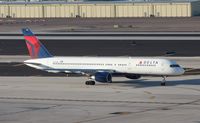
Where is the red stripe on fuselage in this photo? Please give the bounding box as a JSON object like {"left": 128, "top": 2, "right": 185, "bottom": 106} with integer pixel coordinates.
{"left": 24, "top": 36, "right": 40, "bottom": 58}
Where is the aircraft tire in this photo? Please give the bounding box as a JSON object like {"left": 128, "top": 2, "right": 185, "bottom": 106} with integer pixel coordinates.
{"left": 91, "top": 81, "right": 95, "bottom": 85}
{"left": 85, "top": 81, "right": 95, "bottom": 85}
{"left": 161, "top": 82, "right": 166, "bottom": 86}
{"left": 85, "top": 81, "right": 89, "bottom": 85}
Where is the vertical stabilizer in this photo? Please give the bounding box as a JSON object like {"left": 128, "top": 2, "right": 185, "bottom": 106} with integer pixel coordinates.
{"left": 22, "top": 28, "right": 53, "bottom": 59}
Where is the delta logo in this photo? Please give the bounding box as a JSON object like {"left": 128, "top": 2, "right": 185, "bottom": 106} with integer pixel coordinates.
{"left": 137, "top": 60, "right": 158, "bottom": 66}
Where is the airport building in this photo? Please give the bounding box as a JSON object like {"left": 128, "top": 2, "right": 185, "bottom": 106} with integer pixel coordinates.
{"left": 0, "top": 0, "right": 200, "bottom": 18}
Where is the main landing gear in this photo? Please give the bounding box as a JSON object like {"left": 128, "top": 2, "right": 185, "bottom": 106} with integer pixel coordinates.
{"left": 161, "top": 76, "right": 166, "bottom": 86}
{"left": 85, "top": 80, "right": 95, "bottom": 85}
{"left": 85, "top": 76, "right": 95, "bottom": 85}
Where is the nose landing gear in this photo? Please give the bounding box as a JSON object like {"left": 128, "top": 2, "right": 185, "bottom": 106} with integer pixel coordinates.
{"left": 161, "top": 76, "right": 166, "bottom": 86}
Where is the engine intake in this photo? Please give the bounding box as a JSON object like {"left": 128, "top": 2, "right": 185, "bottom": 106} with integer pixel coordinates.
{"left": 95, "top": 72, "right": 112, "bottom": 83}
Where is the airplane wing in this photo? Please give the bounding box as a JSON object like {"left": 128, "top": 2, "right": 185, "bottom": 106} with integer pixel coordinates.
{"left": 45, "top": 68, "right": 116, "bottom": 75}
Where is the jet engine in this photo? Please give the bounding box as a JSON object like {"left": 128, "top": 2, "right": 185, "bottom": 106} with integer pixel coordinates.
{"left": 94, "top": 72, "right": 112, "bottom": 83}
{"left": 125, "top": 74, "right": 141, "bottom": 79}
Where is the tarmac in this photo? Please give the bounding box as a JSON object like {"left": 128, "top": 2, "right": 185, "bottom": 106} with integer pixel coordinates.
{"left": 1, "top": 17, "right": 200, "bottom": 32}
{"left": 0, "top": 76, "right": 200, "bottom": 123}
{"left": 1, "top": 39, "right": 200, "bottom": 56}
{"left": 0, "top": 30, "right": 199, "bottom": 122}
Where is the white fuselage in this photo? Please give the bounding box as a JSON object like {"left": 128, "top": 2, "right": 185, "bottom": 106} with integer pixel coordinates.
{"left": 24, "top": 56, "right": 185, "bottom": 76}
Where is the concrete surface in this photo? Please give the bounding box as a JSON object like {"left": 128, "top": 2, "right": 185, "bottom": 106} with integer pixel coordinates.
{"left": 1, "top": 39, "right": 200, "bottom": 56}
{"left": 1, "top": 31, "right": 200, "bottom": 35}
{"left": 0, "top": 76, "right": 200, "bottom": 123}
{"left": 1, "top": 18, "right": 200, "bottom": 32}
{"left": 2, "top": 36, "right": 200, "bottom": 40}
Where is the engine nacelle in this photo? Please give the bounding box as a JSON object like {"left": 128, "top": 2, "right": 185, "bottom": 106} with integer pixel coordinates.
{"left": 94, "top": 72, "right": 112, "bottom": 83}
{"left": 125, "top": 74, "right": 141, "bottom": 79}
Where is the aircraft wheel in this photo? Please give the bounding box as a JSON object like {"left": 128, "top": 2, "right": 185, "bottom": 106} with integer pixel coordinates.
{"left": 90, "top": 81, "right": 95, "bottom": 85}
{"left": 85, "top": 81, "right": 95, "bottom": 85}
{"left": 161, "top": 76, "right": 166, "bottom": 86}
{"left": 161, "top": 82, "right": 166, "bottom": 86}
{"left": 85, "top": 81, "right": 89, "bottom": 85}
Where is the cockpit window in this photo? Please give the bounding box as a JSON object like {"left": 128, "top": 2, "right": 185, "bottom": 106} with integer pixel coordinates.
{"left": 170, "top": 64, "right": 180, "bottom": 67}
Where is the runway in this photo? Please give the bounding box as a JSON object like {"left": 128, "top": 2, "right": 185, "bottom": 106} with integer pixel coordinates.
{"left": 0, "top": 76, "right": 200, "bottom": 123}
{"left": 1, "top": 31, "right": 200, "bottom": 56}
{"left": 1, "top": 31, "right": 200, "bottom": 36}
{"left": 2, "top": 36, "right": 200, "bottom": 40}
{"left": 0, "top": 39, "right": 200, "bottom": 56}
{"left": 1, "top": 17, "right": 200, "bottom": 32}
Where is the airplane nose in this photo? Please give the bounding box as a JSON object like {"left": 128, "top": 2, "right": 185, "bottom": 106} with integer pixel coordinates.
{"left": 176, "top": 68, "right": 185, "bottom": 75}
{"left": 172, "top": 68, "right": 185, "bottom": 75}
{"left": 180, "top": 68, "right": 185, "bottom": 75}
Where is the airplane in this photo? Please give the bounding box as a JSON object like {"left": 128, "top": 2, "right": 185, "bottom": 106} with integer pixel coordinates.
{"left": 22, "top": 28, "right": 185, "bottom": 86}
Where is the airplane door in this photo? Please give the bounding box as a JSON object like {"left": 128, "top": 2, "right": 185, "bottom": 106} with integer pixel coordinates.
{"left": 161, "top": 62, "right": 165, "bottom": 71}
{"left": 127, "top": 57, "right": 135, "bottom": 73}
{"left": 128, "top": 61, "right": 135, "bottom": 72}
{"left": 128, "top": 62, "right": 131, "bottom": 70}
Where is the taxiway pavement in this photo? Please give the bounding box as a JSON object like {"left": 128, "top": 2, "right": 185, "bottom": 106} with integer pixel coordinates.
{"left": 0, "top": 39, "right": 200, "bottom": 56}
{"left": 0, "top": 76, "right": 200, "bottom": 123}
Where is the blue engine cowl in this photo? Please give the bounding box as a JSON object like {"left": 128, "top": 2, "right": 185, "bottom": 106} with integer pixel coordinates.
{"left": 95, "top": 72, "right": 112, "bottom": 83}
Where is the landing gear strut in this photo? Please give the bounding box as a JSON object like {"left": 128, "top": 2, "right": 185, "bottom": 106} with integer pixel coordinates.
{"left": 161, "top": 76, "right": 166, "bottom": 86}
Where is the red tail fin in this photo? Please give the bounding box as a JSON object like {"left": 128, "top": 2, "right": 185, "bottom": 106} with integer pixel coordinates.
{"left": 22, "top": 28, "right": 52, "bottom": 59}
